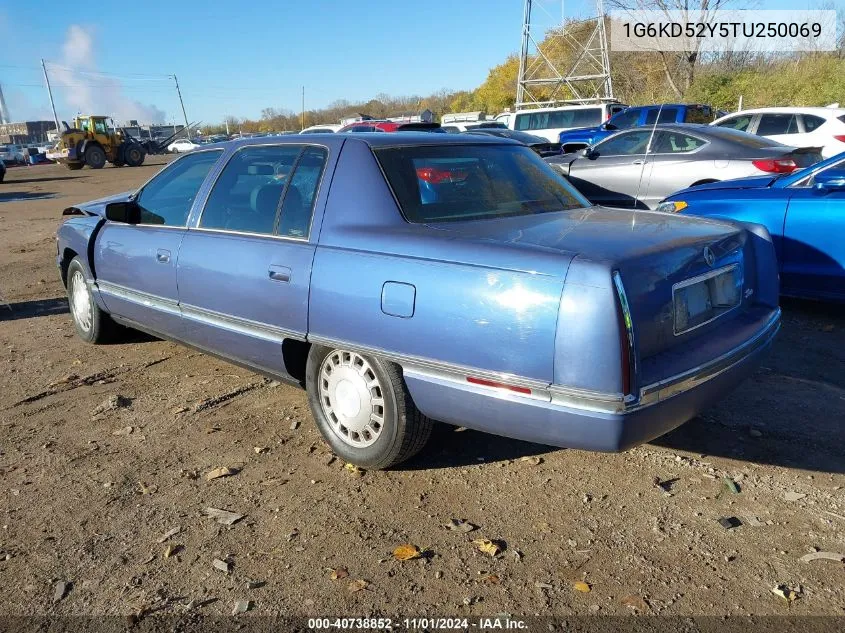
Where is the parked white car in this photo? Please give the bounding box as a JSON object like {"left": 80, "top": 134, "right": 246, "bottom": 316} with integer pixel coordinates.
{"left": 0, "top": 144, "right": 25, "bottom": 165}
{"left": 711, "top": 106, "right": 845, "bottom": 158}
{"left": 300, "top": 124, "right": 343, "bottom": 134}
{"left": 167, "top": 139, "right": 200, "bottom": 153}
{"left": 440, "top": 112, "right": 507, "bottom": 133}
{"left": 508, "top": 103, "right": 628, "bottom": 142}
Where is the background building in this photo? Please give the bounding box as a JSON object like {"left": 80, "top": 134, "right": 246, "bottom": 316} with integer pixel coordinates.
{"left": 0, "top": 121, "right": 57, "bottom": 145}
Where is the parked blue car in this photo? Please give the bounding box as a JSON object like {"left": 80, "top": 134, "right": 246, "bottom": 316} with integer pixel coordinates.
{"left": 658, "top": 153, "right": 845, "bottom": 302}
{"left": 57, "top": 134, "right": 780, "bottom": 468}
{"left": 558, "top": 104, "right": 715, "bottom": 152}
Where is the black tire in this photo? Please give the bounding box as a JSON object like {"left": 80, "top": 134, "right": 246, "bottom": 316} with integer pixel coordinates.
{"left": 84, "top": 145, "right": 107, "bottom": 169}
{"left": 305, "top": 345, "right": 433, "bottom": 469}
{"left": 66, "top": 257, "right": 118, "bottom": 344}
{"left": 124, "top": 144, "right": 145, "bottom": 167}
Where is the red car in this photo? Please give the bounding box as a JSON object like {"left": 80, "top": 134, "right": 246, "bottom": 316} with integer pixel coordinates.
{"left": 338, "top": 120, "right": 445, "bottom": 133}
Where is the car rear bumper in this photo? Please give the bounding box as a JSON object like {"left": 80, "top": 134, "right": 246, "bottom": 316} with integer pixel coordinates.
{"left": 402, "top": 308, "right": 780, "bottom": 451}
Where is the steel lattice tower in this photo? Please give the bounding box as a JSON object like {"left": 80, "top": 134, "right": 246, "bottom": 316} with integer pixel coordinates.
{"left": 516, "top": 0, "right": 614, "bottom": 108}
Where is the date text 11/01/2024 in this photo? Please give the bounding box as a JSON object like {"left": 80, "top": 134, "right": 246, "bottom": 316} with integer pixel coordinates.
{"left": 307, "top": 617, "right": 527, "bottom": 630}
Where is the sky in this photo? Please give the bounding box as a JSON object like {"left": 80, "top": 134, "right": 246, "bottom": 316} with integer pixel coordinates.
{"left": 0, "top": 0, "right": 600, "bottom": 125}
{"left": 0, "top": 0, "right": 827, "bottom": 126}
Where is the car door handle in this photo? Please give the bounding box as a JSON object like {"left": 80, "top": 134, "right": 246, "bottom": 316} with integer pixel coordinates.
{"left": 268, "top": 265, "right": 291, "bottom": 283}
{"left": 632, "top": 159, "right": 646, "bottom": 165}
{"left": 156, "top": 249, "right": 171, "bottom": 263}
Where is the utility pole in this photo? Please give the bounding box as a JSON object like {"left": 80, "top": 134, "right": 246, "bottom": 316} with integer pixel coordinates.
{"left": 172, "top": 74, "right": 190, "bottom": 139}
{"left": 41, "top": 59, "right": 61, "bottom": 134}
{"left": 301, "top": 86, "right": 305, "bottom": 131}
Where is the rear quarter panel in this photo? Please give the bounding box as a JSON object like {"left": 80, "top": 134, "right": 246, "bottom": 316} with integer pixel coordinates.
{"left": 309, "top": 139, "right": 567, "bottom": 382}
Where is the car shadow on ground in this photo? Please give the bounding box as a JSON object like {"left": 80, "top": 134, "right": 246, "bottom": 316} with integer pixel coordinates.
{"left": 0, "top": 297, "right": 69, "bottom": 321}
{"left": 406, "top": 297, "right": 845, "bottom": 473}
{"left": 0, "top": 191, "right": 57, "bottom": 202}
{"left": 6, "top": 176, "right": 79, "bottom": 185}
{"left": 400, "top": 423, "right": 554, "bottom": 470}
{"left": 654, "top": 297, "right": 845, "bottom": 474}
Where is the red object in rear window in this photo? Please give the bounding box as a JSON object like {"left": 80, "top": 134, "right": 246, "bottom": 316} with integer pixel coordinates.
{"left": 416, "top": 166, "right": 467, "bottom": 184}
{"left": 752, "top": 158, "right": 798, "bottom": 174}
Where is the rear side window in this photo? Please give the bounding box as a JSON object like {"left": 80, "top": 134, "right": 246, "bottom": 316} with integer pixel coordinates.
{"left": 278, "top": 147, "right": 328, "bottom": 238}
{"left": 136, "top": 150, "right": 223, "bottom": 227}
{"left": 652, "top": 131, "right": 706, "bottom": 153}
{"left": 200, "top": 144, "right": 327, "bottom": 238}
{"left": 757, "top": 114, "right": 799, "bottom": 135}
{"left": 802, "top": 114, "right": 826, "bottom": 131}
{"left": 375, "top": 144, "right": 587, "bottom": 223}
{"left": 644, "top": 108, "right": 678, "bottom": 125}
{"left": 715, "top": 114, "right": 753, "bottom": 132}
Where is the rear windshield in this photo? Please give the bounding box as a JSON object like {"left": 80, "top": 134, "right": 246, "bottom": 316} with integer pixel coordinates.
{"left": 514, "top": 108, "right": 602, "bottom": 132}
{"left": 374, "top": 144, "right": 587, "bottom": 224}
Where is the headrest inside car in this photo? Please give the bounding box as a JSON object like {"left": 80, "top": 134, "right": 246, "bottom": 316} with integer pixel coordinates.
{"left": 247, "top": 164, "right": 275, "bottom": 176}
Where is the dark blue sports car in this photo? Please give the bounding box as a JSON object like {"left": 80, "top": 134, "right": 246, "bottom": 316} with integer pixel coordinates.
{"left": 658, "top": 153, "right": 845, "bottom": 302}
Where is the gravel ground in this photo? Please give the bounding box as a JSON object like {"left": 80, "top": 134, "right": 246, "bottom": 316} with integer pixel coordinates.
{"left": 1, "top": 159, "right": 844, "bottom": 624}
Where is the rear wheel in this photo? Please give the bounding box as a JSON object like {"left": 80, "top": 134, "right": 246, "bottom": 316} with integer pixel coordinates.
{"left": 66, "top": 257, "right": 118, "bottom": 343}
{"left": 305, "top": 345, "right": 433, "bottom": 469}
{"left": 84, "top": 145, "right": 106, "bottom": 169}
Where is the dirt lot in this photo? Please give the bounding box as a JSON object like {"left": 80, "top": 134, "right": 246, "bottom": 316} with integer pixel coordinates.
{"left": 1, "top": 158, "right": 844, "bottom": 623}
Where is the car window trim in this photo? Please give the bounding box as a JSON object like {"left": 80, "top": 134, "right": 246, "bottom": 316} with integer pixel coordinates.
{"left": 193, "top": 141, "right": 330, "bottom": 242}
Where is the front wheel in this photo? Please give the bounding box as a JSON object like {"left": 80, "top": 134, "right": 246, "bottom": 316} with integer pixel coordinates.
{"left": 305, "top": 346, "right": 433, "bottom": 469}
{"left": 84, "top": 145, "right": 106, "bottom": 169}
{"left": 66, "top": 257, "right": 118, "bottom": 343}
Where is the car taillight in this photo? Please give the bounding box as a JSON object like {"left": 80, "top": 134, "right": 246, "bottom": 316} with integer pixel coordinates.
{"left": 416, "top": 167, "right": 467, "bottom": 184}
{"left": 834, "top": 135, "right": 845, "bottom": 143}
{"left": 752, "top": 158, "right": 797, "bottom": 174}
{"left": 612, "top": 272, "right": 637, "bottom": 399}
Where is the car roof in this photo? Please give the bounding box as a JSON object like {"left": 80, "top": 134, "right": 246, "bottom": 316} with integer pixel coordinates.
{"left": 210, "top": 132, "right": 519, "bottom": 150}
{"left": 514, "top": 103, "right": 623, "bottom": 114}
{"left": 717, "top": 106, "right": 845, "bottom": 116}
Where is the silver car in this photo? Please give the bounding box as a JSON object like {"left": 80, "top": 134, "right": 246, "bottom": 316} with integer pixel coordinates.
{"left": 546, "top": 124, "right": 822, "bottom": 210}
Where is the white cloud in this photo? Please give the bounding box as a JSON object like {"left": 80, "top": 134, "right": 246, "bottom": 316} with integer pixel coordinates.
{"left": 52, "top": 24, "right": 167, "bottom": 124}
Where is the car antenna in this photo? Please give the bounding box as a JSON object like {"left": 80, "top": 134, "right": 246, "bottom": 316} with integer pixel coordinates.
{"left": 633, "top": 104, "right": 663, "bottom": 212}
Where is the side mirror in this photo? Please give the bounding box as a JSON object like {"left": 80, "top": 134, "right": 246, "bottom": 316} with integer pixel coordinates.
{"left": 814, "top": 169, "right": 845, "bottom": 192}
{"left": 105, "top": 200, "right": 140, "bottom": 224}
{"left": 603, "top": 123, "right": 617, "bottom": 131}
{"left": 582, "top": 147, "right": 598, "bottom": 159}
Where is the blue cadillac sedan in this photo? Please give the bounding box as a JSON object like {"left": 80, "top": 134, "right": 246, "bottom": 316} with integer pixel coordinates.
{"left": 658, "top": 153, "right": 845, "bottom": 302}
{"left": 57, "top": 133, "right": 780, "bottom": 468}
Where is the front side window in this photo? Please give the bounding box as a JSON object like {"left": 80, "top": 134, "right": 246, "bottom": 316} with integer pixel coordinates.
{"left": 200, "top": 144, "right": 327, "bottom": 238}
{"left": 135, "top": 150, "right": 222, "bottom": 226}
{"left": 94, "top": 119, "right": 109, "bottom": 134}
{"left": 594, "top": 130, "right": 653, "bottom": 156}
{"left": 375, "top": 144, "right": 587, "bottom": 224}
{"left": 715, "top": 114, "right": 753, "bottom": 132}
{"left": 757, "top": 114, "right": 799, "bottom": 135}
{"left": 683, "top": 106, "right": 712, "bottom": 124}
